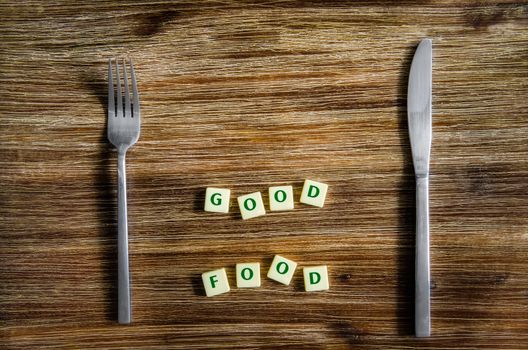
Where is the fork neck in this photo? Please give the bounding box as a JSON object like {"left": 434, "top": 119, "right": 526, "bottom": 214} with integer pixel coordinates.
{"left": 117, "top": 147, "right": 128, "bottom": 171}
{"left": 118, "top": 150, "right": 126, "bottom": 164}
{"left": 117, "top": 146, "right": 128, "bottom": 157}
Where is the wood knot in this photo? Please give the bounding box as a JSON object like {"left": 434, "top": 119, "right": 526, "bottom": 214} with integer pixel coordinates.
{"left": 492, "top": 273, "right": 508, "bottom": 285}
{"left": 331, "top": 322, "right": 365, "bottom": 345}
{"left": 464, "top": 3, "right": 527, "bottom": 30}
{"left": 466, "top": 7, "right": 505, "bottom": 29}
{"left": 339, "top": 273, "right": 352, "bottom": 281}
{"left": 430, "top": 280, "right": 437, "bottom": 290}
{"left": 134, "top": 10, "right": 181, "bottom": 37}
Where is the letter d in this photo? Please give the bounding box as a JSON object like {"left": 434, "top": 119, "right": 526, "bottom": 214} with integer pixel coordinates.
{"left": 309, "top": 272, "right": 321, "bottom": 285}
{"left": 307, "top": 185, "right": 320, "bottom": 198}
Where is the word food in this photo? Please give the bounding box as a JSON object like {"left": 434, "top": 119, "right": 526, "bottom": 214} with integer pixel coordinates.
{"left": 204, "top": 179, "right": 329, "bottom": 220}
{"left": 202, "top": 255, "right": 329, "bottom": 297}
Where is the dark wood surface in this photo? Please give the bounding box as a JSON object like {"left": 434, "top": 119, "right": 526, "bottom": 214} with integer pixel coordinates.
{"left": 1, "top": 1, "right": 528, "bottom": 348}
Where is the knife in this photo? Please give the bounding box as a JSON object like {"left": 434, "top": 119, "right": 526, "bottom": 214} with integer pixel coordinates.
{"left": 407, "top": 38, "right": 432, "bottom": 337}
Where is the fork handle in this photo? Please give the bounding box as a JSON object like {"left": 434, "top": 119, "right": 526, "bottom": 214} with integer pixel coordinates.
{"left": 415, "top": 175, "right": 430, "bottom": 337}
{"left": 117, "top": 151, "right": 131, "bottom": 324}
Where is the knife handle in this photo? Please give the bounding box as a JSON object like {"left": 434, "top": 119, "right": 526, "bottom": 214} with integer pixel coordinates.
{"left": 415, "top": 175, "right": 431, "bottom": 337}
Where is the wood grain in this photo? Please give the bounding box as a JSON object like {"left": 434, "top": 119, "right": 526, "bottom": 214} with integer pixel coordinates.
{"left": 1, "top": 0, "right": 528, "bottom": 348}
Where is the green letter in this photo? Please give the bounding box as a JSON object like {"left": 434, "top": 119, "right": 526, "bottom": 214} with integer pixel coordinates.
{"left": 276, "top": 261, "right": 289, "bottom": 275}
{"left": 211, "top": 193, "right": 222, "bottom": 206}
{"left": 274, "top": 190, "right": 287, "bottom": 203}
{"left": 244, "top": 198, "right": 256, "bottom": 211}
{"left": 241, "top": 268, "right": 254, "bottom": 281}
{"left": 307, "top": 185, "right": 320, "bottom": 198}
{"left": 309, "top": 272, "right": 321, "bottom": 285}
{"left": 209, "top": 275, "right": 218, "bottom": 288}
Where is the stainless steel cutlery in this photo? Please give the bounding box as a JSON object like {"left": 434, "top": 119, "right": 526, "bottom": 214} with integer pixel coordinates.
{"left": 407, "top": 38, "right": 433, "bottom": 337}
{"left": 102, "top": 42, "right": 432, "bottom": 333}
{"left": 107, "top": 58, "right": 141, "bottom": 324}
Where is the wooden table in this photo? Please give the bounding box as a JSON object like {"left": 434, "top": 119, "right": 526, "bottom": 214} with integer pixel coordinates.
{"left": 1, "top": 1, "right": 527, "bottom": 348}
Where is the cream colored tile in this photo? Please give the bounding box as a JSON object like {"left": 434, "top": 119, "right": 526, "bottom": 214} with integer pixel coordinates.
{"left": 204, "top": 187, "right": 230, "bottom": 213}
{"left": 202, "top": 268, "right": 230, "bottom": 297}
{"left": 269, "top": 185, "right": 294, "bottom": 211}
{"left": 236, "top": 262, "right": 261, "bottom": 288}
{"left": 300, "top": 179, "right": 328, "bottom": 208}
{"left": 267, "top": 255, "right": 297, "bottom": 285}
{"left": 238, "top": 192, "right": 266, "bottom": 220}
{"left": 303, "top": 265, "right": 329, "bottom": 292}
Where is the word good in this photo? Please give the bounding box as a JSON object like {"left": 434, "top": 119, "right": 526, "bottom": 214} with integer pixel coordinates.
{"left": 201, "top": 255, "right": 330, "bottom": 297}
{"left": 204, "top": 179, "right": 329, "bottom": 220}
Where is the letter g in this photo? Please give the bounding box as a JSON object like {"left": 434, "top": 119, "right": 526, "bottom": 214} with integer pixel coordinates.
{"left": 211, "top": 193, "right": 222, "bottom": 206}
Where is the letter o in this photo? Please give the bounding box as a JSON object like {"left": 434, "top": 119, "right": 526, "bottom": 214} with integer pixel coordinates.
{"left": 241, "top": 268, "right": 254, "bottom": 281}
{"left": 276, "top": 261, "right": 289, "bottom": 275}
{"left": 244, "top": 198, "right": 256, "bottom": 211}
{"left": 274, "top": 190, "right": 287, "bottom": 203}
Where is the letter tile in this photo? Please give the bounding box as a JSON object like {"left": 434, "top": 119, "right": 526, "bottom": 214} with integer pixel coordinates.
{"left": 300, "top": 179, "right": 328, "bottom": 208}
{"left": 303, "top": 265, "right": 329, "bottom": 292}
{"left": 202, "top": 268, "right": 230, "bottom": 297}
{"left": 204, "top": 187, "right": 231, "bottom": 213}
{"left": 236, "top": 262, "right": 261, "bottom": 288}
{"left": 267, "top": 255, "right": 297, "bottom": 285}
{"left": 237, "top": 192, "right": 266, "bottom": 220}
{"left": 269, "top": 185, "right": 294, "bottom": 211}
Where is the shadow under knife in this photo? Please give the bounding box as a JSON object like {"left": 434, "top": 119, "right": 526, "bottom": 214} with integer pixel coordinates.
{"left": 395, "top": 43, "right": 419, "bottom": 336}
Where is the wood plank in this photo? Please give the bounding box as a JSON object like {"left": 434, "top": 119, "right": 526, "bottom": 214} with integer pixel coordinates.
{"left": 1, "top": 0, "right": 527, "bottom": 348}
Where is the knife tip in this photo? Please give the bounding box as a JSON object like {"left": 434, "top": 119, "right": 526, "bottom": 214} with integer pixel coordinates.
{"left": 420, "top": 38, "right": 432, "bottom": 47}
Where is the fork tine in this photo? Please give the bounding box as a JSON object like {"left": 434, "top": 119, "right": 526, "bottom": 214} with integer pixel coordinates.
{"left": 123, "top": 59, "right": 131, "bottom": 118}
{"left": 116, "top": 58, "right": 123, "bottom": 118}
{"left": 108, "top": 59, "right": 115, "bottom": 118}
{"left": 129, "top": 58, "right": 140, "bottom": 119}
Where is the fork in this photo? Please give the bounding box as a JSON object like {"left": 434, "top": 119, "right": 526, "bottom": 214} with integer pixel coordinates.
{"left": 107, "top": 58, "right": 140, "bottom": 324}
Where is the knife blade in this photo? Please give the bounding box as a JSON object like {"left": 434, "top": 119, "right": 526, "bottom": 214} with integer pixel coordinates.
{"left": 407, "top": 38, "right": 432, "bottom": 337}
